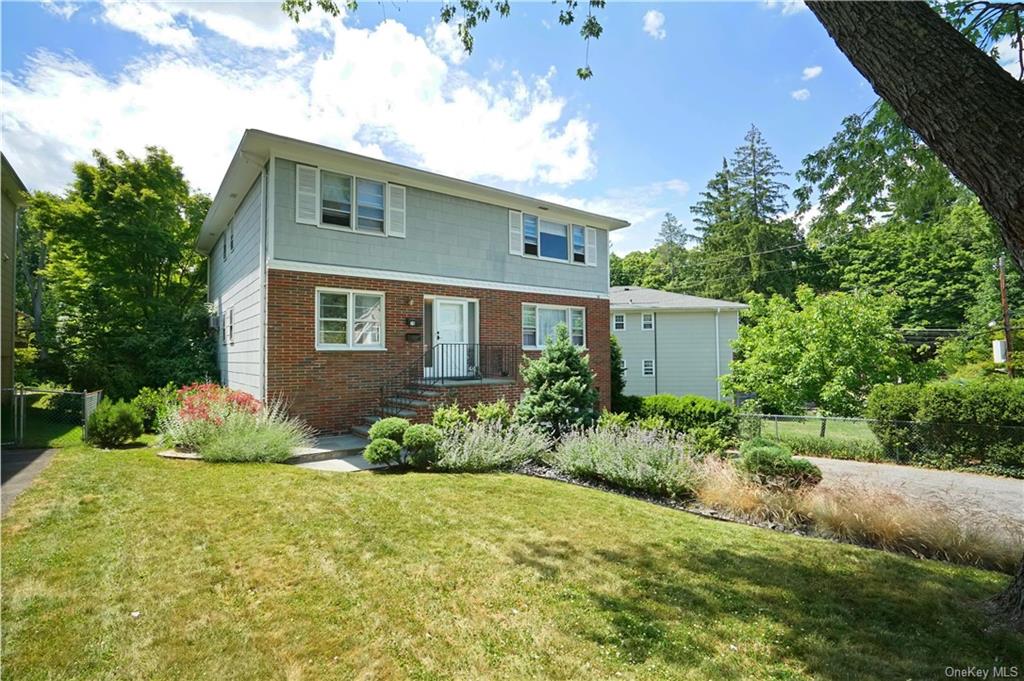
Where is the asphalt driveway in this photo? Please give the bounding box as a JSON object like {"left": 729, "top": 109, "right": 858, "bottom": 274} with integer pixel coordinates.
{"left": 802, "top": 456, "right": 1024, "bottom": 523}
{"left": 1, "top": 448, "right": 57, "bottom": 515}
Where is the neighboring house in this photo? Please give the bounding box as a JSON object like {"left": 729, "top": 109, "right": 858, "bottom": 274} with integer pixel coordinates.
{"left": 610, "top": 286, "right": 745, "bottom": 400}
{"left": 200, "top": 130, "right": 629, "bottom": 434}
{"left": 1, "top": 155, "right": 28, "bottom": 396}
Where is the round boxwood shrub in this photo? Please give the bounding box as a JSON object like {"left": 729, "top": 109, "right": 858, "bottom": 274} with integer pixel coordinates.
{"left": 363, "top": 438, "right": 403, "bottom": 466}
{"left": 368, "top": 417, "right": 410, "bottom": 445}
{"left": 737, "top": 438, "right": 822, "bottom": 489}
{"left": 86, "top": 398, "right": 144, "bottom": 447}
{"left": 403, "top": 423, "right": 443, "bottom": 469}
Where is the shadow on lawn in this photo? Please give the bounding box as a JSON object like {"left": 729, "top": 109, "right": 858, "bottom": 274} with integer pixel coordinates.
{"left": 509, "top": 536, "right": 1023, "bottom": 678}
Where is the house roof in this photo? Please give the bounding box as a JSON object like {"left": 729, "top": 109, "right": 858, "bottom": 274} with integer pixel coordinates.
{"left": 609, "top": 286, "right": 747, "bottom": 312}
{"left": 197, "top": 129, "right": 631, "bottom": 255}
{"left": 1, "top": 154, "right": 28, "bottom": 206}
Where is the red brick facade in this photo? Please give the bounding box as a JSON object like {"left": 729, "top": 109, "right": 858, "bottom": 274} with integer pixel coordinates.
{"left": 266, "top": 268, "right": 611, "bottom": 433}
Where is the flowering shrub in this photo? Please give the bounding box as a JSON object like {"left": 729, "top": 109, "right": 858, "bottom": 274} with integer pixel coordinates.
{"left": 159, "top": 383, "right": 312, "bottom": 461}
{"left": 434, "top": 421, "right": 549, "bottom": 472}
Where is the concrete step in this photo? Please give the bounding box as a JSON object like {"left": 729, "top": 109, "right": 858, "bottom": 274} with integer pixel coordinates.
{"left": 352, "top": 424, "right": 371, "bottom": 438}
{"left": 285, "top": 434, "right": 368, "bottom": 465}
{"left": 380, "top": 407, "right": 417, "bottom": 418}
{"left": 385, "top": 396, "right": 431, "bottom": 409}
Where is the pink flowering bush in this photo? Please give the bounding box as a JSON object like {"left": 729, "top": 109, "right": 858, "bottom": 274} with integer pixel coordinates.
{"left": 159, "top": 383, "right": 312, "bottom": 461}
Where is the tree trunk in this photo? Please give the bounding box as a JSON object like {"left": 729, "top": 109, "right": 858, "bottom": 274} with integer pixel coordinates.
{"left": 991, "top": 551, "right": 1024, "bottom": 629}
{"left": 805, "top": 1, "right": 1024, "bottom": 271}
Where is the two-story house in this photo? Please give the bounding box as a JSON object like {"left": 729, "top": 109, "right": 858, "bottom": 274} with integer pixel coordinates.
{"left": 200, "top": 130, "right": 630, "bottom": 434}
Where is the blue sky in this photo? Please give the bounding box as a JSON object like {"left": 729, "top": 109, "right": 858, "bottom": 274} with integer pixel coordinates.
{"left": 1, "top": 1, "right": 879, "bottom": 252}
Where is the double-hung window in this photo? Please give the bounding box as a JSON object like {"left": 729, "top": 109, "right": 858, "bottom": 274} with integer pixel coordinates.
{"left": 643, "top": 359, "right": 655, "bottom": 376}
{"left": 642, "top": 313, "right": 655, "bottom": 331}
{"left": 356, "top": 179, "right": 385, "bottom": 234}
{"left": 539, "top": 220, "right": 569, "bottom": 260}
{"left": 523, "top": 214, "right": 539, "bottom": 256}
{"left": 571, "top": 225, "right": 586, "bottom": 263}
{"left": 522, "top": 303, "right": 586, "bottom": 349}
{"left": 316, "top": 288, "right": 385, "bottom": 350}
{"left": 613, "top": 314, "right": 625, "bottom": 331}
{"left": 321, "top": 170, "right": 353, "bottom": 227}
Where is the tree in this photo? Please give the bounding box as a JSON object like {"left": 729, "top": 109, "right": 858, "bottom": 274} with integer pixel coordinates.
{"left": 609, "top": 333, "right": 626, "bottom": 408}
{"left": 804, "top": 2, "right": 1024, "bottom": 271}
{"left": 21, "top": 148, "right": 215, "bottom": 397}
{"left": 722, "top": 286, "right": 917, "bottom": 416}
{"left": 516, "top": 324, "right": 598, "bottom": 437}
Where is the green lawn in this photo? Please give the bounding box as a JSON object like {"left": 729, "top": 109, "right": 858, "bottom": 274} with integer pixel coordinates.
{"left": 1, "top": 400, "right": 83, "bottom": 449}
{"left": 755, "top": 416, "right": 879, "bottom": 445}
{"left": 2, "top": 446, "right": 1020, "bottom": 680}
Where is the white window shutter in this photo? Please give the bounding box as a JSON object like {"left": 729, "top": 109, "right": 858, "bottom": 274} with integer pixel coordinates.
{"left": 295, "top": 164, "right": 319, "bottom": 225}
{"left": 509, "top": 210, "right": 523, "bottom": 255}
{"left": 585, "top": 227, "right": 598, "bottom": 266}
{"left": 387, "top": 184, "right": 407, "bottom": 238}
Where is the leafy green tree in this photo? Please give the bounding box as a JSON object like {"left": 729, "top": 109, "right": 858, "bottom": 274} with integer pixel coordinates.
{"left": 723, "top": 286, "right": 919, "bottom": 416}
{"left": 21, "top": 148, "right": 215, "bottom": 397}
{"left": 516, "top": 324, "right": 598, "bottom": 437}
{"left": 609, "top": 334, "right": 626, "bottom": 407}
{"left": 610, "top": 250, "right": 657, "bottom": 287}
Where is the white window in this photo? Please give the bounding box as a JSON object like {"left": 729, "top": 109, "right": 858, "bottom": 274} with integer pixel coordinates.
{"left": 571, "top": 225, "right": 586, "bottom": 263}
{"left": 229, "top": 223, "right": 234, "bottom": 252}
{"left": 356, "top": 179, "right": 386, "bottom": 234}
{"left": 316, "top": 288, "right": 385, "bottom": 350}
{"left": 221, "top": 238, "right": 227, "bottom": 262}
{"left": 613, "top": 314, "right": 625, "bottom": 331}
{"left": 539, "top": 219, "right": 569, "bottom": 260}
{"left": 321, "top": 170, "right": 353, "bottom": 228}
{"left": 643, "top": 359, "right": 655, "bottom": 376}
{"left": 522, "top": 303, "right": 586, "bottom": 348}
{"left": 220, "top": 313, "right": 226, "bottom": 346}
{"left": 523, "top": 214, "right": 539, "bottom": 256}
{"left": 228, "top": 309, "right": 234, "bottom": 345}
{"left": 642, "top": 313, "right": 655, "bottom": 331}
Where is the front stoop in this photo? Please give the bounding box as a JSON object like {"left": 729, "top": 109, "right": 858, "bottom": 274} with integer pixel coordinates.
{"left": 284, "top": 434, "right": 371, "bottom": 465}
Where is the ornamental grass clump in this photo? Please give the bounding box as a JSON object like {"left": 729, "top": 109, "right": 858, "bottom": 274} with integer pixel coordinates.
{"left": 159, "top": 383, "right": 312, "bottom": 462}
{"left": 549, "top": 424, "right": 700, "bottom": 498}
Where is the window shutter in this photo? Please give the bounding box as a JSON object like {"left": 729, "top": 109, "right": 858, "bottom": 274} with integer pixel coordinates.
{"left": 387, "top": 184, "right": 407, "bottom": 238}
{"left": 585, "top": 227, "right": 598, "bottom": 266}
{"left": 295, "top": 164, "right": 319, "bottom": 225}
{"left": 509, "top": 210, "right": 523, "bottom": 255}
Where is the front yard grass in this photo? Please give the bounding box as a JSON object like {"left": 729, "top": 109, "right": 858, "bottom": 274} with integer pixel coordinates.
{"left": 2, "top": 446, "right": 1020, "bottom": 680}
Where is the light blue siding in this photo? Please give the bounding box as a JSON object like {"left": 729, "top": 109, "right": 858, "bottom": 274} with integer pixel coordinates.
{"left": 613, "top": 309, "right": 740, "bottom": 400}
{"left": 271, "top": 158, "right": 608, "bottom": 294}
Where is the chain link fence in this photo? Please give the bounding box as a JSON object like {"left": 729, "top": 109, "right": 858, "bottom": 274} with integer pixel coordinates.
{"left": 1, "top": 386, "right": 103, "bottom": 448}
{"left": 738, "top": 412, "right": 1024, "bottom": 476}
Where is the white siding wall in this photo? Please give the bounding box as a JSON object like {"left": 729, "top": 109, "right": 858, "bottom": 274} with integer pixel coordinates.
{"left": 612, "top": 309, "right": 740, "bottom": 400}
{"left": 209, "top": 177, "right": 264, "bottom": 398}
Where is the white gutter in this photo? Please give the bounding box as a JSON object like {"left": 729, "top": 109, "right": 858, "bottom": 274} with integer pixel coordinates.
{"left": 715, "top": 308, "right": 722, "bottom": 401}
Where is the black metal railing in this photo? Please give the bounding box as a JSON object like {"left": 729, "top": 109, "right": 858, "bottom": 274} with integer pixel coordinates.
{"left": 377, "top": 343, "right": 520, "bottom": 417}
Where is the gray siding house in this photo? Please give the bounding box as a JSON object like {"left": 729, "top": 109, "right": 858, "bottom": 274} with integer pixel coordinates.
{"left": 201, "top": 130, "right": 629, "bottom": 433}
{"left": 610, "top": 286, "right": 745, "bottom": 400}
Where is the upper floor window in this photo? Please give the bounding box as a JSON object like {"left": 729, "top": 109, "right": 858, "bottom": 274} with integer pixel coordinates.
{"left": 510, "top": 210, "right": 597, "bottom": 267}
{"left": 316, "top": 288, "right": 385, "bottom": 350}
{"left": 613, "top": 314, "right": 625, "bottom": 331}
{"left": 642, "top": 313, "right": 655, "bottom": 330}
{"left": 523, "top": 214, "right": 539, "bottom": 256}
{"left": 572, "top": 225, "right": 586, "bottom": 263}
{"left": 539, "top": 220, "right": 568, "bottom": 260}
{"left": 522, "top": 303, "right": 586, "bottom": 349}
{"left": 643, "top": 359, "right": 655, "bottom": 376}
{"left": 321, "top": 170, "right": 353, "bottom": 228}
{"left": 356, "top": 179, "right": 385, "bottom": 234}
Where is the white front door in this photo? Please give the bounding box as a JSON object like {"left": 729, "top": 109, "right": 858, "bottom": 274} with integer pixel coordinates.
{"left": 428, "top": 300, "right": 470, "bottom": 378}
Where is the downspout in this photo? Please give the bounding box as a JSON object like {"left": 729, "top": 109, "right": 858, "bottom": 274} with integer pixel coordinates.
{"left": 715, "top": 308, "right": 721, "bottom": 401}
{"left": 259, "top": 166, "right": 268, "bottom": 401}
{"left": 653, "top": 311, "right": 658, "bottom": 394}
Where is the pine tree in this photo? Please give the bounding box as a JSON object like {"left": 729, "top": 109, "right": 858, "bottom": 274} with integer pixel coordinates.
{"left": 516, "top": 324, "right": 598, "bottom": 437}
{"left": 731, "top": 124, "right": 790, "bottom": 221}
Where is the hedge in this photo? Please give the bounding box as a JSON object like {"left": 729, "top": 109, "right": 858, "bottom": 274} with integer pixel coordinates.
{"left": 865, "top": 379, "right": 1024, "bottom": 476}
{"left": 639, "top": 394, "right": 738, "bottom": 436}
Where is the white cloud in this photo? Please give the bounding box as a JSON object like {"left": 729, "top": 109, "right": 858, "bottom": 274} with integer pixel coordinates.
{"left": 2, "top": 16, "right": 596, "bottom": 194}
{"left": 993, "top": 34, "right": 1023, "bottom": 79}
{"left": 41, "top": 0, "right": 80, "bottom": 20}
{"left": 791, "top": 88, "right": 811, "bottom": 101}
{"left": 801, "top": 65, "right": 822, "bottom": 80}
{"left": 642, "top": 10, "right": 667, "bottom": 40}
{"left": 762, "top": 0, "right": 807, "bottom": 16}
{"left": 100, "top": 0, "right": 196, "bottom": 50}
{"left": 427, "top": 20, "right": 468, "bottom": 65}
{"left": 540, "top": 179, "right": 691, "bottom": 254}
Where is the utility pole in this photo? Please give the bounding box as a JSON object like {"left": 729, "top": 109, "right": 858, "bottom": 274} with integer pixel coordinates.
{"left": 999, "top": 255, "right": 1014, "bottom": 378}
